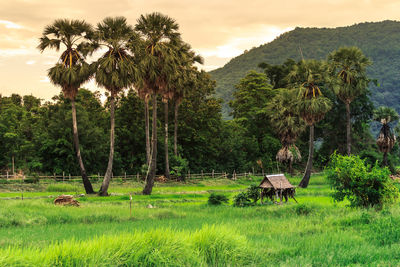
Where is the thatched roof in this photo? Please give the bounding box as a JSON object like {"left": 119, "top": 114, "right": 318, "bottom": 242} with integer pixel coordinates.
{"left": 259, "top": 174, "right": 294, "bottom": 189}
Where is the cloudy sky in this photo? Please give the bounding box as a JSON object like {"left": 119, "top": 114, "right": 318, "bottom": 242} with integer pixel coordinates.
{"left": 1, "top": 0, "right": 399, "bottom": 100}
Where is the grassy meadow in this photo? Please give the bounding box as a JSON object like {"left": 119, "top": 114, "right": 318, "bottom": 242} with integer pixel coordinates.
{"left": 1, "top": 175, "right": 400, "bottom": 266}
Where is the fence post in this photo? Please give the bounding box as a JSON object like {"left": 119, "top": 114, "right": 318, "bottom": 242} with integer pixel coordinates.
{"left": 124, "top": 172, "right": 127, "bottom": 182}
{"left": 188, "top": 170, "right": 191, "bottom": 179}
{"left": 137, "top": 173, "right": 139, "bottom": 182}
{"left": 252, "top": 167, "right": 255, "bottom": 175}
{"left": 212, "top": 169, "right": 214, "bottom": 179}
{"left": 63, "top": 172, "right": 65, "bottom": 183}
{"left": 201, "top": 170, "right": 203, "bottom": 179}
{"left": 69, "top": 174, "right": 71, "bottom": 180}
{"left": 54, "top": 173, "right": 56, "bottom": 181}
{"left": 233, "top": 170, "right": 236, "bottom": 180}
{"left": 6, "top": 171, "right": 8, "bottom": 180}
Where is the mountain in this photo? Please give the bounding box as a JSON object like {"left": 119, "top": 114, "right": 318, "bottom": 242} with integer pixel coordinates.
{"left": 209, "top": 20, "right": 400, "bottom": 118}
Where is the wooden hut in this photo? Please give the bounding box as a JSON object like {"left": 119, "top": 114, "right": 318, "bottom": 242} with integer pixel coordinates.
{"left": 259, "top": 174, "right": 297, "bottom": 203}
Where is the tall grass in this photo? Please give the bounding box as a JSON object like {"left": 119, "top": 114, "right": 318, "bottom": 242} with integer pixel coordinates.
{"left": 0, "top": 225, "right": 255, "bottom": 266}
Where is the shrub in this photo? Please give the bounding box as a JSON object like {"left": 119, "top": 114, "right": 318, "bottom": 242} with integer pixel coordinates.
{"left": 208, "top": 193, "right": 229, "bottom": 205}
{"left": 246, "top": 184, "right": 260, "bottom": 203}
{"left": 326, "top": 153, "right": 399, "bottom": 209}
{"left": 294, "top": 204, "right": 313, "bottom": 215}
{"left": 233, "top": 192, "right": 252, "bottom": 207}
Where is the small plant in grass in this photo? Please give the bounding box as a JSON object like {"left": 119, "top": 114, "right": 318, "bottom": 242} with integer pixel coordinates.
{"left": 208, "top": 193, "right": 229, "bottom": 205}
{"left": 326, "top": 152, "right": 399, "bottom": 209}
{"left": 294, "top": 204, "right": 313, "bottom": 215}
{"left": 233, "top": 192, "right": 252, "bottom": 207}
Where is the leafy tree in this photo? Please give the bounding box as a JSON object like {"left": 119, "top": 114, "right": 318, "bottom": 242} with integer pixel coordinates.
{"left": 287, "top": 60, "right": 332, "bottom": 187}
{"left": 38, "top": 19, "right": 95, "bottom": 194}
{"left": 328, "top": 47, "right": 372, "bottom": 156}
{"left": 93, "top": 17, "right": 136, "bottom": 196}
{"left": 326, "top": 153, "right": 398, "bottom": 209}
{"left": 258, "top": 59, "right": 297, "bottom": 89}
{"left": 135, "top": 12, "right": 181, "bottom": 195}
{"left": 373, "top": 107, "right": 399, "bottom": 166}
{"left": 229, "top": 71, "right": 280, "bottom": 172}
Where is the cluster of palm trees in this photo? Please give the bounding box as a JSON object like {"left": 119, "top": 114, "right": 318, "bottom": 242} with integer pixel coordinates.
{"left": 267, "top": 47, "right": 374, "bottom": 188}
{"left": 38, "top": 13, "right": 202, "bottom": 195}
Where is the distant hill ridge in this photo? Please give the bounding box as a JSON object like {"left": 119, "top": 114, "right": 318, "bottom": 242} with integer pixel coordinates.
{"left": 209, "top": 20, "right": 400, "bottom": 118}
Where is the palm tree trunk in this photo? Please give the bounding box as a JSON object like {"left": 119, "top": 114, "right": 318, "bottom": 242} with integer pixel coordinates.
{"left": 299, "top": 124, "right": 314, "bottom": 188}
{"left": 383, "top": 151, "right": 388, "bottom": 166}
{"left": 99, "top": 93, "right": 115, "bottom": 196}
{"left": 174, "top": 101, "right": 178, "bottom": 157}
{"left": 145, "top": 97, "right": 151, "bottom": 165}
{"left": 143, "top": 94, "right": 158, "bottom": 195}
{"left": 164, "top": 101, "right": 170, "bottom": 179}
{"left": 71, "top": 99, "right": 94, "bottom": 194}
{"left": 345, "top": 101, "right": 351, "bottom": 156}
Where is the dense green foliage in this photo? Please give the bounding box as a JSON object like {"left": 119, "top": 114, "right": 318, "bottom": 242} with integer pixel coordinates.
{"left": 207, "top": 192, "right": 229, "bottom": 205}
{"left": 210, "top": 20, "right": 400, "bottom": 118}
{"left": 326, "top": 153, "right": 399, "bottom": 208}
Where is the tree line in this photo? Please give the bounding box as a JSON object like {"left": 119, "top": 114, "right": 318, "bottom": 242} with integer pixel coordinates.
{"left": 1, "top": 14, "right": 398, "bottom": 195}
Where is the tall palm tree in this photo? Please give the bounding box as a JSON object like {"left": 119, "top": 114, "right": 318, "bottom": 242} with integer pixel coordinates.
{"left": 287, "top": 60, "right": 332, "bottom": 188}
{"left": 93, "top": 17, "right": 136, "bottom": 196}
{"left": 267, "top": 89, "right": 306, "bottom": 175}
{"left": 171, "top": 42, "right": 203, "bottom": 158}
{"left": 328, "top": 47, "right": 371, "bottom": 156}
{"left": 135, "top": 12, "right": 181, "bottom": 195}
{"left": 38, "top": 19, "right": 95, "bottom": 194}
{"left": 374, "top": 107, "right": 398, "bottom": 166}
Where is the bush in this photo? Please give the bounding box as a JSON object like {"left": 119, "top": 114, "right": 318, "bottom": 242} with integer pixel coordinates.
{"left": 326, "top": 153, "right": 399, "bottom": 209}
{"left": 294, "top": 204, "right": 313, "bottom": 215}
{"left": 208, "top": 193, "right": 229, "bottom": 205}
{"left": 246, "top": 184, "right": 260, "bottom": 203}
{"left": 233, "top": 192, "right": 252, "bottom": 207}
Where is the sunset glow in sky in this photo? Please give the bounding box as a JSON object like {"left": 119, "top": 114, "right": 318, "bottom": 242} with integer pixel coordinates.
{"left": 1, "top": 0, "right": 400, "bottom": 100}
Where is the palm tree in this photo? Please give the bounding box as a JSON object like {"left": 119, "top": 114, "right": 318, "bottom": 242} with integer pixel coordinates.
{"left": 287, "top": 60, "right": 332, "bottom": 188}
{"left": 328, "top": 47, "right": 371, "bottom": 156}
{"left": 38, "top": 19, "right": 95, "bottom": 194}
{"left": 267, "top": 89, "right": 306, "bottom": 175}
{"left": 92, "top": 17, "right": 136, "bottom": 196}
{"left": 135, "top": 12, "right": 181, "bottom": 195}
{"left": 171, "top": 42, "right": 203, "bottom": 158}
{"left": 374, "top": 107, "right": 398, "bottom": 166}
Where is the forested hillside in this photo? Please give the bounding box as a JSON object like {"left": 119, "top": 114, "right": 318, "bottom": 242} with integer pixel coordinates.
{"left": 209, "top": 20, "right": 400, "bottom": 117}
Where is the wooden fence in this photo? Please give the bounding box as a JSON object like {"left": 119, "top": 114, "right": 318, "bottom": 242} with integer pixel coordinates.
{"left": 0, "top": 170, "right": 264, "bottom": 184}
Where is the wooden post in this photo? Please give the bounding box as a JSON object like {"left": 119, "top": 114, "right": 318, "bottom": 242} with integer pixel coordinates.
{"left": 62, "top": 172, "right": 65, "bottom": 183}
{"left": 124, "top": 172, "right": 127, "bottom": 182}
{"left": 12, "top": 156, "right": 15, "bottom": 178}
{"left": 69, "top": 173, "right": 71, "bottom": 180}
{"left": 252, "top": 167, "right": 255, "bottom": 175}
{"left": 6, "top": 171, "right": 8, "bottom": 180}
{"left": 188, "top": 170, "right": 191, "bottom": 179}
{"left": 212, "top": 169, "right": 214, "bottom": 179}
{"left": 130, "top": 192, "right": 132, "bottom": 217}
{"left": 137, "top": 173, "right": 139, "bottom": 182}
{"left": 201, "top": 170, "right": 203, "bottom": 179}
{"left": 279, "top": 181, "right": 283, "bottom": 202}
{"left": 54, "top": 173, "right": 56, "bottom": 181}
{"left": 98, "top": 173, "right": 100, "bottom": 181}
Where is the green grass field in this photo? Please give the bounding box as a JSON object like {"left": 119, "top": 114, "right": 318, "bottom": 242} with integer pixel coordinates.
{"left": 1, "top": 174, "right": 400, "bottom": 266}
